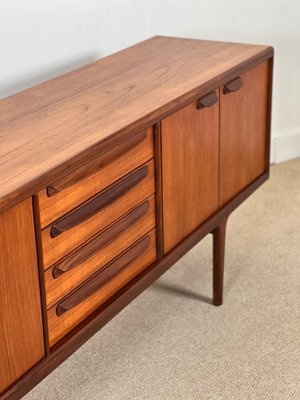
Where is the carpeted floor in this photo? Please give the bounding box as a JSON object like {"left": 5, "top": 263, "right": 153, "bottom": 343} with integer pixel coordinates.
{"left": 25, "top": 158, "right": 300, "bottom": 400}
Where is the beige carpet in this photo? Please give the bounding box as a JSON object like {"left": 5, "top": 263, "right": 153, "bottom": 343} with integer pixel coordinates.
{"left": 25, "top": 158, "right": 300, "bottom": 400}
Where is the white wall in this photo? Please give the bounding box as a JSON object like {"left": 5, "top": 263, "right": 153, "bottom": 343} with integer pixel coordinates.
{"left": 1, "top": 0, "right": 300, "bottom": 163}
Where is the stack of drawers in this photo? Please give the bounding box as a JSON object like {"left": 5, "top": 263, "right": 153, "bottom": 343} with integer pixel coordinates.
{"left": 37, "top": 127, "right": 157, "bottom": 346}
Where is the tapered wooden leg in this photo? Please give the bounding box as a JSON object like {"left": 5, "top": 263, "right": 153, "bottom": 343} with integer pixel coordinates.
{"left": 212, "top": 218, "right": 228, "bottom": 306}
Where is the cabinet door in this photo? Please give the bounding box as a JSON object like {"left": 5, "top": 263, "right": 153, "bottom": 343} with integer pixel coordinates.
{"left": 219, "top": 61, "right": 270, "bottom": 206}
{"left": 161, "top": 93, "right": 219, "bottom": 253}
{"left": 0, "top": 199, "right": 44, "bottom": 394}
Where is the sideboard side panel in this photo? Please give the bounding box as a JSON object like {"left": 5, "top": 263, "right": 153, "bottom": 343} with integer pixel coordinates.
{"left": 0, "top": 199, "right": 45, "bottom": 394}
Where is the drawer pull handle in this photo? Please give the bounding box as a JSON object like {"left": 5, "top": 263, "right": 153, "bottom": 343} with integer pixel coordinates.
{"left": 223, "top": 77, "right": 243, "bottom": 94}
{"left": 53, "top": 200, "right": 150, "bottom": 278}
{"left": 50, "top": 165, "right": 149, "bottom": 238}
{"left": 56, "top": 235, "right": 151, "bottom": 316}
{"left": 47, "top": 130, "right": 148, "bottom": 197}
{"left": 197, "top": 91, "right": 218, "bottom": 110}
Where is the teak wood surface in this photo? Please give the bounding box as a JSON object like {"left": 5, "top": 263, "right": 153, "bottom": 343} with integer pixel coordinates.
{"left": 52, "top": 200, "right": 151, "bottom": 278}
{"left": 38, "top": 127, "right": 154, "bottom": 227}
{"left": 0, "top": 36, "right": 273, "bottom": 213}
{"left": 161, "top": 95, "right": 219, "bottom": 252}
{"left": 0, "top": 36, "right": 273, "bottom": 400}
{"left": 49, "top": 164, "right": 150, "bottom": 238}
{"left": 48, "top": 229, "right": 157, "bottom": 346}
{"left": 41, "top": 160, "right": 155, "bottom": 268}
{"left": 45, "top": 195, "right": 156, "bottom": 309}
{"left": 56, "top": 235, "right": 152, "bottom": 317}
{"left": 0, "top": 173, "right": 270, "bottom": 400}
{"left": 0, "top": 199, "right": 44, "bottom": 393}
{"left": 219, "top": 61, "right": 269, "bottom": 205}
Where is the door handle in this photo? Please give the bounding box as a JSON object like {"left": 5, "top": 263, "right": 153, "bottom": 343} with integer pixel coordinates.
{"left": 197, "top": 91, "right": 218, "bottom": 110}
{"left": 223, "top": 77, "right": 243, "bottom": 94}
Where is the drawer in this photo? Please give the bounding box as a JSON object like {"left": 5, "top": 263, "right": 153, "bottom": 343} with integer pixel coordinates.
{"left": 38, "top": 127, "right": 154, "bottom": 228}
{"left": 45, "top": 195, "right": 156, "bottom": 309}
{"left": 48, "top": 229, "right": 157, "bottom": 346}
{"left": 41, "top": 160, "right": 155, "bottom": 268}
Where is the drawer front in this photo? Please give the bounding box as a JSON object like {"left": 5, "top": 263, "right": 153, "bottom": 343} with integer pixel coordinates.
{"left": 41, "top": 160, "right": 155, "bottom": 268}
{"left": 45, "top": 195, "right": 156, "bottom": 309}
{"left": 39, "top": 127, "right": 154, "bottom": 228}
{"left": 48, "top": 229, "right": 157, "bottom": 346}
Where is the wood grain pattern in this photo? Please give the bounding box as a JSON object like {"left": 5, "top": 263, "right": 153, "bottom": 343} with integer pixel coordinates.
{"left": 0, "top": 199, "right": 44, "bottom": 394}
{"left": 0, "top": 172, "right": 269, "bottom": 400}
{"left": 48, "top": 229, "right": 157, "bottom": 346}
{"left": 161, "top": 95, "right": 219, "bottom": 253}
{"left": 56, "top": 235, "right": 151, "bottom": 316}
{"left": 52, "top": 200, "right": 150, "bottom": 278}
{"left": 50, "top": 164, "right": 149, "bottom": 238}
{"left": 46, "top": 129, "right": 148, "bottom": 197}
{"left": 0, "top": 36, "right": 274, "bottom": 399}
{"left": 45, "top": 195, "right": 156, "bottom": 308}
{"left": 39, "top": 127, "right": 153, "bottom": 227}
{"left": 0, "top": 36, "right": 273, "bottom": 213}
{"left": 41, "top": 160, "right": 155, "bottom": 268}
{"left": 219, "top": 61, "right": 269, "bottom": 206}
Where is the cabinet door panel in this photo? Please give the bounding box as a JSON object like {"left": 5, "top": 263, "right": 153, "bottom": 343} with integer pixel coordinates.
{"left": 0, "top": 199, "right": 44, "bottom": 394}
{"left": 161, "top": 95, "right": 219, "bottom": 253}
{"left": 220, "top": 61, "right": 269, "bottom": 206}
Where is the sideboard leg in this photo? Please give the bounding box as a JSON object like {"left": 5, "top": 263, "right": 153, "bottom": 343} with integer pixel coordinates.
{"left": 212, "top": 218, "right": 228, "bottom": 306}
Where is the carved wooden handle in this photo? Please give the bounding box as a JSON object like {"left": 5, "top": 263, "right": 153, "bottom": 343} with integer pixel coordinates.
{"left": 197, "top": 91, "right": 218, "bottom": 110}
{"left": 56, "top": 235, "right": 151, "bottom": 316}
{"left": 50, "top": 165, "right": 149, "bottom": 238}
{"left": 53, "top": 200, "right": 150, "bottom": 278}
{"left": 47, "top": 130, "right": 147, "bottom": 197}
{"left": 223, "top": 77, "right": 243, "bottom": 94}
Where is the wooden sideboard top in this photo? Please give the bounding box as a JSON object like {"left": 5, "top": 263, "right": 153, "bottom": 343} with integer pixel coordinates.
{"left": 0, "top": 36, "right": 273, "bottom": 212}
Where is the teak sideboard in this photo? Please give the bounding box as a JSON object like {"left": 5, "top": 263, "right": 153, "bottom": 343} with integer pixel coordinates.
{"left": 0, "top": 36, "right": 273, "bottom": 399}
